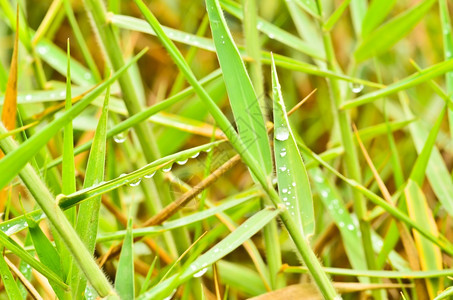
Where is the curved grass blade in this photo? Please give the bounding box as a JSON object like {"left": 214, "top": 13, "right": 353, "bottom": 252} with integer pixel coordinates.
{"left": 138, "top": 207, "right": 281, "bottom": 300}
{"left": 354, "top": 0, "right": 437, "bottom": 62}
{"left": 293, "top": 0, "right": 319, "bottom": 19}
{"left": 435, "top": 286, "right": 453, "bottom": 300}
{"left": 115, "top": 218, "right": 135, "bottom": 299}
{"left": 206, "top": 0, "right": 272, "bottom": 176}
{"left": 271, "top": 57, "right": 314, "bottom": 237}
{"left": 323, "top": 0, "right": 352, "bottom": 32}
{"left": 405, "top": 180, "right": 442, "bottom": 298}
{"left": 361, "top": 0, "right": 396, "bottom": 36}
{"left": 0, "top": 49, "right": 147, "bottom": 190}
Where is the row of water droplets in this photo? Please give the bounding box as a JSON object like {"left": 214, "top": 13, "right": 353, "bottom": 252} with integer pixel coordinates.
{"left": 314, "top": 174, "right": 359, "bottom": 234}
{"left": 119, "top": 148, "right": 210, "bottom": 188}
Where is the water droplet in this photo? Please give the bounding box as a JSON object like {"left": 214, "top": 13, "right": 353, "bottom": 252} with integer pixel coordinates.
{"left": 205, "top": 147, "right": 212, "bottom": 153}
{"left": 314, "top": 175, "right": 324, "bottom": 183}
{"left": 162, "top": 164, "right": 172, "bottom": 172}
{"left": 214, "top": 248, "right": 220, "bottom": 253}
{"left": 282, "top": 188, "right": 288, "bottom": 193}
{"left": 84, "top": 73, "right": 92, "bottom": 80}
{"left": 60, "top": 91, "right": 66, "bottom": 97}
{"left": 283, "top": 197, "right": 288, "bottom": 201}
{"left": 163, "top": 289, "right": 177, "bottom": 300}
{"left": 268, "top": 33, "right": 275, "bottom": 39}
{"left": 25, "top": 94, "right": 32, "bottom": 101}
{"left": 292, "top": 182, "right": 296, "bottom": 187}
{"left": 113, "top": 132, "right": 127, "bottom": 143}
{"left": 349, "top": 82, "right": 364, "bottom": 94}
{"left": 176, "top": 158, "right": 188, "bottom": 165}
{"left": 275, "top": 127, "right": 289, "bottom": 141}
{"left": 347, "top": 224, "right": 354, "bottom": 230}
{"left": 280, "top": 150, "right": 287, "bottom": 157}
{"left": 285, "top": 202, "right": 290, "bottom": 206}
{"left": 37, "top": 46, "right": 48, "bottom": 55}
{"left": 144, "top": 171, "right": 156, "bottom": 179}
{"left": 339, "top": 221, "right": 345, "bottom": 227}
{"left": 257, "top": 22, "right": 263, "bottom": 30}
{"left": 279, "top": 166, "right": 287, "bottom": 172}
{"left": 129, "top": 178, "right": 142, "bottom": 187}
{"left": 193, "top": 267, "right": 208, "bottom": 278}
{"left": 50, "top": 93, "right": 56, "bottom": 99}
{"left": 191, "top": 152, "right": 200, "bottom": 158}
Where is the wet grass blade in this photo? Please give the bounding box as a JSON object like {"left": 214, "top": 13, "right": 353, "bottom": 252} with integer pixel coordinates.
{"left": 354, "top": 0, "right": 437, "bottom": 61}
{"left": 271, "top": 57, "right": 314, "bottom": 237}
{"left": 405, "top": 180, "right": 442, "bottom": 298}
{"left": 115, "top": 218, "right": 135, "bottom": 299}
{"left": 206, "top": 0, "right": 272, "bottom": 176}
{"left": 0, "top": 49, "right": 146, "bottom": 190}
{"left": 0, "top": 253, "right": 22, "bottom": 299}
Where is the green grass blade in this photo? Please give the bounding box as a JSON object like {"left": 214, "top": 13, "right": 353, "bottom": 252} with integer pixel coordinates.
{"left": 272, "top": 57, "right": 314, "bottom": 237}
{"left": 115, "top": 218, "right": 135, "bottom": 299}
{"left": 361, "top": 0, "right": 396, "bottom": 36}
{"left": 405, "top": 180, "right": 443, "bottom": 298}
{"left": 322, "top": 0, "right": 352, "bottom": 32}
{"left": 434, "top": 286, "right": 453, "bottom": 300}
{"left": 0, "top": 49, "right": 146, "bottom": 190}
{"left": 293, "top": 0, "right": 319, "bottom": 19}
{"left": 354, "top": 0, "right": 437, "bottom": 62}
{"left": 342, "top": 58, "right": 453, "bottom": 109}
{"left": 206, "top": 0, "right": 272, "bottom": 176}
{"left": 138, "top": 207, "right": 281, "bottom": 300}
{"left": 74, "top": 84, "right": 111, "bottom": 299}
{"left": 0, "top": 230, "right": 68, "bottom": 291}
{"left": 0, "top": 254, "right": 22, "bottom": 299}
{"left": 27, "top": 219, "right": 66, "bottom": 299}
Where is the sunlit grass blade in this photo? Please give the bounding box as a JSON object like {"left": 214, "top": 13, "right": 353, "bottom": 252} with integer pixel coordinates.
{"left": 361, "top": 0, "right": 396, "bottom": 36}
{"left": 435, "top": 286, "right": 453, "bottom": 300}
{"left": 0, "top": 49, "right": 146, "bottom": 190}
{"left": 271, "top": 57, "right": 314, "bottom": 237}
{"left": 115, "top": 217, "right": 135, "bottom": 299}
{"left": 405, "top": 180, "right": 442, "bottom": 298}
{"left": 206, "top": 0, "right": 272, "bottom": 176}
{"left": 322, "top": 0, "right": 352, "bottom": 32}
{"left": 293, "top": 0, "right": 319, "bottom": 19}
{"left": 354, "top": 0, "right": 437, "bottom": 62}
{"left": 342, "top": 58, "right": 453, "bottom": 109}
{"left": 138, "top": 207, "right": 282, "bottom": 300}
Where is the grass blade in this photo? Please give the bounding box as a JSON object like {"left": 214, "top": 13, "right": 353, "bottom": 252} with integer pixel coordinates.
{"left": 0, "top": 253, "right": 22, "bottom": 299}
{"left": 354, "top": 0, "right": 437, "bottom": 61}
{"left": 115, "top": 218, "right": 135, "bottom": 299}
{"left": 361, "top": 0, "right": 396, "bottom": 36}
{"left": 206, "top": 0, "right": 272, "bottom": 176}
{"left": 405, "top": 180, "right": 442, "bottom": 298}
{"left": 272, "top": 57, "right": 314, "bottom": 237}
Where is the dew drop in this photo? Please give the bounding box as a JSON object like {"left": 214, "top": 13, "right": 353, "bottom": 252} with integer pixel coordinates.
{"left": 280, "top": 150, "right": 287, "bottom": 157}
{"left": 129, "top": 178, "right": 142, "bottom": 187}
{"left": 292, "top": 182, "right": 296, "bottom": 187}
{"left": 349, "top": 82, "right": 364, "bottom": 94}
{"left": 193, "top": 267, "right": 208, "bottom": 278}
{"left": 191, "top": 152, "right": 200, "bottom": 158}
{"left": 25, "top": 94, "right": 32, "bottom": 101}
{"left": 113, "top": 132, "right": 127, "bottom": 144}
{"left": 347, "top": 224, "right": 355, "bottom": 231}
{"left": 321, "top": 190, "right": 328, "bottom": 197}
{"left": 282, "top": 188, "right": 288, "bottom": 193}
{"left": 214, "top": 248, "right": 220, "bottom": 253}
{"left": 339, "top": 221, "right": 345, "bottom": 228}
{"left": 84, "top": 73, "right": 92, "bottom": 80}
{"left": 162, "top": 164, "right": 172, "bottom": 172}
{"left": 60, "top": 91, "right": 66, "bottom": 97}
{"left": 163, "top": 289, "right": 177, "bottom": 300}
{"left": 279, "top": 166, "right": 287, "bottom": 172}
{"left": 205, "top": 147, "right": 212, "bottom": 153}
{"left": 275, "top": 127, "right": 289, "bottom": 141}
{"left": 268, "top": 33, "right": 275, "bottom": 39}
{"left": 144, "top": 171, "right": 156, "bottom": 179}
{"left": 176, "top": 158, "right": 188, "bottom": 165}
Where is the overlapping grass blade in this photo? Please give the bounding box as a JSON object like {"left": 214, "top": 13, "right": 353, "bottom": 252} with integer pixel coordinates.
{"left": 206, "top": 0, "right": 272, "bottom": 176}
{"left": 0, "top": 49, "right": 146, "bottom": 190}
{"left": 115, "top": 218, "right": 135, "bottom": 299}
{"left": 271, "top": 57, "right": 314, "bottom": 236}
{"left": 138, "top": 207, "right": 282, "bottom": 300}
{"left": 0, "top": 254, "right": 22, "bottom": 299}
{"left": 354, "top": 0, "right": 437, "bottom": 61}
{"left": 405, "top": 180, "right": 442, "bottom": 298}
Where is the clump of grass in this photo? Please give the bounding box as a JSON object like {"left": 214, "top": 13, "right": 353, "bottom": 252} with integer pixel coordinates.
{"left": 0, "top": 0, "right": 453, "bottom": 299}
